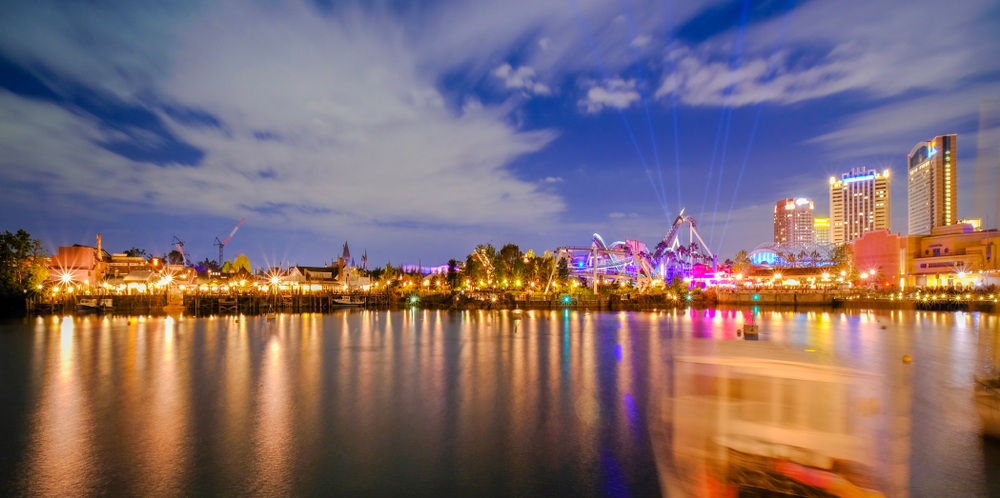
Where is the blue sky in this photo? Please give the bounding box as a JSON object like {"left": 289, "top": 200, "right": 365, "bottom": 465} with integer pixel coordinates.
{"left": 1, "top": 0, "right": 999, "bottom": 268}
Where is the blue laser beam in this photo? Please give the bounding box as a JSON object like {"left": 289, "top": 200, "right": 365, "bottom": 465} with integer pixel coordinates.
{"left": 567, "top": 0, "right": 671, "bottom": 216}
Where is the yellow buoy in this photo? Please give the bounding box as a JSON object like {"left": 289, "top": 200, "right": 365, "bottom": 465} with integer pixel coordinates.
{"left": 902, "top": 355, "right": 912, "bottom": 364}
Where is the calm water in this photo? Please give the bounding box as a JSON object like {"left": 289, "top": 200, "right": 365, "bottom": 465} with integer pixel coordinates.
{"left": 0, "top": 309, "right": 999, "bottom": 497}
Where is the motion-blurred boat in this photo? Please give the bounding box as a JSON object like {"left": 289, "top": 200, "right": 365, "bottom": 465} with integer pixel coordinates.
{"left": 975, "top": 375, "right": 1000, "bottom": 438}
{"left": 651, "top": 343, "right": 887, "bottom": 498}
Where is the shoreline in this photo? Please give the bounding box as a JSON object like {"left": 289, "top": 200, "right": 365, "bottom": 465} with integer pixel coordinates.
{"left": 12, "top": 299, "right": 1000, "bottom": 318}
{"left": 12, "top": 289, "right": 1000, "bottom": 318}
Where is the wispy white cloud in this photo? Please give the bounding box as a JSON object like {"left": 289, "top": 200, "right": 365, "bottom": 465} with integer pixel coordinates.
{"left": 630, "top": 35, "right": 651, "bottom": 48}
{"left": 492, "top": 63, "right": 551, "bottom": 95}
{"left": 579, "top": 78, "right": 641, "bottom": 113}
{"left": 656, "top": 0, "right": 999, "bottom": 107}
{"left": 0, "top": 1, "right": 565, "bottom": 238}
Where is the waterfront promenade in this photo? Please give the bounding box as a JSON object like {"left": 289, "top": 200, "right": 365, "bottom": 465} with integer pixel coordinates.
{"left": 25, "top": 287, "right": 1000, "bottom": 315}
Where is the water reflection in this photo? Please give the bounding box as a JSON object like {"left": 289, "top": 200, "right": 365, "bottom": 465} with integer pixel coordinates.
{"left": 253, "top": 334, "right": 292, "bottom": 496}
{"left": 26, "top": 316, "right": 96, "bottom": 496}
{"left": 3, "top": 310, "right": 998, "bottom": 497}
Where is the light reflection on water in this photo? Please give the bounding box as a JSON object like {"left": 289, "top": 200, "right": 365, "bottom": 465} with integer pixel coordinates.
{"left": 0, "top": 309, "right": 997, "bottom": 497}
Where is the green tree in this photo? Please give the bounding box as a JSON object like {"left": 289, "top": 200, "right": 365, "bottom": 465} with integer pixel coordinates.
{"left": 0, "top": 230, "right": 48, "bottom": 297}
{"left": 447, "top": 259, "right": 460, "bottom": 289}
{"left": 464, "top": 253, "right": 482, "bottom": 284}
{"left": 556, "top": 257, "right": 569, "bottom": 284}
{"left": 123, "top": 247, "right": 147, "bottom": 258}
{"left": 197, "top": 258, "right": 220, "bottom": 273}
{"left": 381, "top": 262, "right": 396, "bottom": 284}
{"left": 732, "top": 250, "right": 751, "bottom": 276}
{"left": 232, "top": 254, "right": 252, "bottom": 274}
{"left": 467, "top": 243, "right": 498, "bottom": 284}
{"left": 498, "top": 243, "right": 523, "bottom": 285}
{"left": 166, "top": 250, "right": 184, "bottom": 265}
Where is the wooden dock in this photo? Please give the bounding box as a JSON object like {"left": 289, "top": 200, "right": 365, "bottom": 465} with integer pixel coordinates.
{"left": 28, "top": 292, "right": 393, "bottom": 316}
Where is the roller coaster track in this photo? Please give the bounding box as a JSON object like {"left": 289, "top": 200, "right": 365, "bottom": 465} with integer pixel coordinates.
{"left": 550, "top": 209, "right": 717, "bottom": 292}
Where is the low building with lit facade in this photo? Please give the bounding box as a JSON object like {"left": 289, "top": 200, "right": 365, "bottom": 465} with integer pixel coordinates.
{"left": 105, "top": 253, "right": 149, "bottom": 278}
{"left": 906, "top": 224, "right": 999, "bottom": 288}
{"left": 830, "top": 168, "right": 891, "bottom": 244}
{"left": 907, "top": 134, "right": 957, "bottom": 235}
{"left": 850, "top": 223, "right": 1000, "bottom": 289}
{"left": 47, "top": 246, "right": 103, "bottom": 287}
{"left": 959, "top": 218, "right": 982, "bottom": 231}
{"left": 773, "top": 198, "right": 815, "bottom": 244}
{"left": 849, "top": 230, "right": 913, "bottom": 289}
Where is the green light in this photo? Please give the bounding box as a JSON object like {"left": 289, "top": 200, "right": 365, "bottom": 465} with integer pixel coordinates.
{"left": 753, "top": 294, "right": 759, "bottom": 300}
{"left": 410, "top": 296, "right": 418, "bottom": 303}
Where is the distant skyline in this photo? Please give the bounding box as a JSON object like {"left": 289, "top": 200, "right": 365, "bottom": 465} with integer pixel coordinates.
{"left": 1, "top": 0, "right": 999, "bottom": 267}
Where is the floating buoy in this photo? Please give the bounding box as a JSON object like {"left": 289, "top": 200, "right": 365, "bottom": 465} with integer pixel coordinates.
{"left": 902, "top": 355, "right": 912, "bottom": 364}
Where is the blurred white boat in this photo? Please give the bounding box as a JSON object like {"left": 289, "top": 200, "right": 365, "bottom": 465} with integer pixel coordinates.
{"left": 651, "top": 343, "right": 887, "bottom": 498}
{"left": 975, "top": 375, "right": 1000, "bottom": 438}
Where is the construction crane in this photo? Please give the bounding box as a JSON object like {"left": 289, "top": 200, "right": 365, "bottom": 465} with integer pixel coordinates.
{"left": 215, "top": 218, "right": 245, "bottom": 266}
{"left": 172, "top": 236, "right": 192, "bottom": 267}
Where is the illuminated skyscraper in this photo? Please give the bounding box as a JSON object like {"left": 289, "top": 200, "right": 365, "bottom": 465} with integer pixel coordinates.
{"left": 814, "top": 218, "right": 830, "bottom": 246}
{"left": 908, "top": 134, "right": 957, "bottom": 235}
{"left": 829, "top": 168, "right": 891, "bottom": 244}
{"left": 773, "top": 198, "right": 815, "bottom": 244}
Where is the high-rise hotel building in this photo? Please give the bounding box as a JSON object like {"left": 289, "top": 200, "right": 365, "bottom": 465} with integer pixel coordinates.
{"left": 829, "top": 168, "right": 891, "bottom": 244}
{"left": 814, "top": 218, "right": 830, "bottom": 246}
{"left": 773, "top": 198, "right": 815, "bottom": 244}
{"left": 907, "top": 134, "right": 957, "bottom": 235}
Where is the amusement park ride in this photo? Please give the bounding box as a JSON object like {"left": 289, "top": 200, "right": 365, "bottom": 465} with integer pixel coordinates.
{"left": 551, "top": 209, "right": 717, "bottom": 292}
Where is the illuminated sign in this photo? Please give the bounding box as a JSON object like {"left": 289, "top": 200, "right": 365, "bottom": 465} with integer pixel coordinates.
{"left": 843, "top": 173, "right": 875, "bottom": 183}
{"left": 928, "top": 140, "right": 937, "bottom": 157}
{"left": 814, "top": 218, "right": 829, "bottom": 228}
{"left": 795, "top": 198, "right": 810, "bottom": 206}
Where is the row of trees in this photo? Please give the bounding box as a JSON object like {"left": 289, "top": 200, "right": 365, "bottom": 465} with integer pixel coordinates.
{"left": 728, "top": 245, "right": 853, "bottom": 273}
{"left": 0, "top": 230, "right": 49, "bottom": 315}
{"left": 462, "top": 243, "right": 568, "bottom": 290}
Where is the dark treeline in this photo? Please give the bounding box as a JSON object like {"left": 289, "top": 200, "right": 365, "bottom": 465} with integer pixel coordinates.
{"left": 0, "top": 229, "right": 48, "bottom": 317}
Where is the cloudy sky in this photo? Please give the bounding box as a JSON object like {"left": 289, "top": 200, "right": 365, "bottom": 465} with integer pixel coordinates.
{"left": 1, "top": 0, "right": 999, "bottom": 267}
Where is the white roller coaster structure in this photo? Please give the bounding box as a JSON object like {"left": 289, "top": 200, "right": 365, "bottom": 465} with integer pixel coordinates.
{"left": 550, "top": 209, "right": 717, "bottom": 291}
